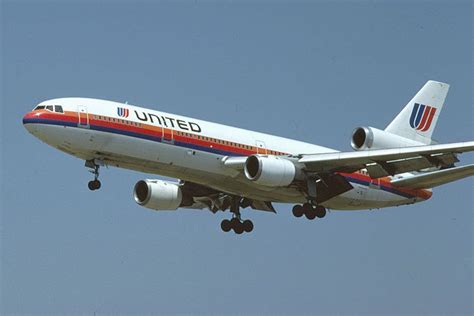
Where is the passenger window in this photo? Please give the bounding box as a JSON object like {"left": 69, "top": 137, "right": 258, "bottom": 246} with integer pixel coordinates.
{"left": 55, "top": 105, "right": 64, "bottom": 113}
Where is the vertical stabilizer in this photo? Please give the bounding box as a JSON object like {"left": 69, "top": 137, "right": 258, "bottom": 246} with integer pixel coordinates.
{"left": 385, "top": 80, "right": 449, "bottom": 144}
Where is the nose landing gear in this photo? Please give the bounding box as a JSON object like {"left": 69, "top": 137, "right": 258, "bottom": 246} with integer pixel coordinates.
{"left": 86, "top": 159, "right": 102, "bottom": 191}
{"left": 292, "top": 203, "right": 326, "bottom": 220}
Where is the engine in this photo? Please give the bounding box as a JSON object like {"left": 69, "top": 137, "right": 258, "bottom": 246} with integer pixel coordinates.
{"left": 244, "top": 155, "right": 297, "bottom": 187}
{"left": 351, "top": 126, "right": 423, "bottom": 150}
{"left": 133, "top": 179, "right": 183, "bottom": 211}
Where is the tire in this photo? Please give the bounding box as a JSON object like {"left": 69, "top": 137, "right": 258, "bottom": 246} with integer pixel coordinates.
{"left": 302, "top": 203, "right": 313, "bottom": 212}
{"left": 292, "top": 205, "right": 304, "bottom": 218}
{"left": 303, "top": 203, "right": 317, "bottom": 220}
{"left": 221, "top": 219, "right": 231, "bottom": 232}
{"left": 315, "top": 206, "right": 326, "bottom": 218}
{"left": 88, "top": 181, "right": 96, "bottom": 191}
{"left": 94, "top": 180, "right": 101, "bottom": 190}
{"left": 243, "top": 220, "right": 254, "bottom": 233}
{"left": 230, "top": 217, "right": 240, "bottom": 228}
{"left": 305, "top": 209, "right": 317, "bottom": 220}
{"left": 233, "top": 221, "right": 244, "bottom": 234}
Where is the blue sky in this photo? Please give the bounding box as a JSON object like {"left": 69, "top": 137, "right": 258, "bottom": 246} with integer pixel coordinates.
{"left": 1, "top": 1, "right": 472, "bottom": 314}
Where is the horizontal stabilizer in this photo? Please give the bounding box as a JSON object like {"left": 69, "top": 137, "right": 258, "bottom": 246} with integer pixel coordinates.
{"left": 391, "top": 164, "right": 474, "bottom": 189}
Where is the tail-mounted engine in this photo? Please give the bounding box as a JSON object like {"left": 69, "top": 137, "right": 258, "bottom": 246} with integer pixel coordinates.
{"left": 351, "top": 126, "right": 423, "bottom": 150}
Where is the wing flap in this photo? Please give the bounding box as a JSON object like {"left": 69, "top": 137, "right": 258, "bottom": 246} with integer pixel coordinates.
{"left": 300, "top": 141, "right": 474, "bottom": 177}
{"left": 391, "top": 164, "right": 474, "bottom": 189}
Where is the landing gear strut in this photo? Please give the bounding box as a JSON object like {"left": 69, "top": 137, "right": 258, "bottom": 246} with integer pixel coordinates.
{"left": 292, "top": 202, "right": 326, "bottom": 220}
{"left": 292, "top": 174, "right": 327, "bottom": 220}
{"left": 86, "top": 159, "right": 102, "bottom": 191}
{"left": 220, "top": 197, "right": 254, "bottom": 234}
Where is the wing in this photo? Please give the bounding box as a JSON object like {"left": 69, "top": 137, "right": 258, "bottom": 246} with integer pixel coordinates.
{"left": 299, "top": 141, "right": 474, "bottom": 178}
{"left": 391, "top": 164, "right": 474, "bottom": 189}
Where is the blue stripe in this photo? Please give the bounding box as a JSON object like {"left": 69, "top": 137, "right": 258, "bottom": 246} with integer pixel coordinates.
{"left": 414, "top": 104, "right": 425, "bottom": 128}
{"left": 24, "top": 118, "right": 418, "bottom": 199}
{"left": 24, "top": 118, "right": 245, "bottom": 157}
{"left": 344, "top": 176, "right": 414, "bottom": 199}
{"left": 23, "top": 118, "right": 77, "bottom": 128}
{"left": 409, "top": 103, "right": 419, "bottom": 128}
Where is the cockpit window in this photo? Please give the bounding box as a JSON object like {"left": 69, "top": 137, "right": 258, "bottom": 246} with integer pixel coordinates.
{"left": 33, "top": 104, "right": 64, "bottom": 113}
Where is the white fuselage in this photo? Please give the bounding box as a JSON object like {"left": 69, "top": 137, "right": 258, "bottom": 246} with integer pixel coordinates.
{"left": 23, "top": 98, "right": 432, "bottom": 210}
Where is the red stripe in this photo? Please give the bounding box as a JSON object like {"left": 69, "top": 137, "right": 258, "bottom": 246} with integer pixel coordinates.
{"left": 420, "top": 107, "right": 436, "bottom": 132}
{"left": 340, "top": 172, "right": 432, "bottom": 200}
{"left": 87, "top": 114, "right": 255, "bottom": 155}
{"left": 30, "top": 110, "right": 432, "bottom": 200}
{"left": 417, "top": 106, "right": 432, "bottom": 131}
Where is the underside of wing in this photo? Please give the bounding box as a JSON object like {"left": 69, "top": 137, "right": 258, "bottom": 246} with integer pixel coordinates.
{"left": 390, "top": 164, "right": 474, "bottom": 189}
{"left": 180, "top": 181, "right": 276, "bottom": 213}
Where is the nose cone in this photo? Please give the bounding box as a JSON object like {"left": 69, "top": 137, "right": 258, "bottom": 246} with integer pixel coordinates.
{"left": 23, "top": 111, "right": 34, "bottom": 124}
{"left": 23, "top": 111, "right": 40, "bottom": 134}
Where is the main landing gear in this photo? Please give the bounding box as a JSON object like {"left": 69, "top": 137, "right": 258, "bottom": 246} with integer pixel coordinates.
{"left": 86, "top": 159, "right": 102, "bottom": 191}
{"left": 292, "top": 174, "right": 327, "bottom": 220}
{"left": 292, "top": 202, "right": 326, "bottom": 220}
{"left": 221, "top": 217, "right": 254, "bottom": 234}
{"left": 220, "top": 197, "right": 254, "bottom": 234}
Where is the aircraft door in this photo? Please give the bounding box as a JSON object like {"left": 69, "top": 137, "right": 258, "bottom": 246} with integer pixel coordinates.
{"left": 162, "top": 128, "right": 174, "bottom": 144}
{"left": 256, "top": 140, "right": 267, "bottom": 154}
{"left": 77, "top": 105, "right": 89, "bottom": 128}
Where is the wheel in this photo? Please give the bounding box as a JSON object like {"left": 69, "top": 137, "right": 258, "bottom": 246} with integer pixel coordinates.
{"left": 303, "top": 203, "right": 317, "bottom": 220}
{"left": 243, "top": 220, "right": 254, "bottom": 233}
{"left": 221, "top": 219, "right": 231, "bottom": 232}
{"left": 315, "top": 206, "right": 326, "bottom": 218}
{"left": 292, "top": 205, "right": 304, "bottom": 218}
{"left": 233, "top": 221, "right": 244, "bottom": 234}
{"left": 88, "top": 181, "right": 96, "bottom": 191}
{"left": 93, "top": 180, "right": 101, "bottom": 190}
{"left": 230, "top": 217, "right": 240, "bottom": 228}
{"left": 302, "top": 203, "right": 313, "bottom": 214}
{"left": 305, "top": 208, "right": 317, "bottom": 220}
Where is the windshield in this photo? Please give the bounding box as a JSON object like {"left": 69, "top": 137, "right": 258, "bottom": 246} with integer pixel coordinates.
{"left": 33, "top": 104, "right": 64, "bottom": 113}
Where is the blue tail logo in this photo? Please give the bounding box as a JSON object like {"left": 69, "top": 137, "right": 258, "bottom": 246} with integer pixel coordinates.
{"left": 409, "top": 103, "right": 436, "bottom": 132}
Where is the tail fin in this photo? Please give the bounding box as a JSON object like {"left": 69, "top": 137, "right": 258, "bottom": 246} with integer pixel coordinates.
{"left": 385, "top": 80, "right": 449, "bottom": 144}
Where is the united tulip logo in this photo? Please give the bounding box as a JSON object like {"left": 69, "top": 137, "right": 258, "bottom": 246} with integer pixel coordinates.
{"left": 409, "top": 103, "right": 436, "bottom": 132}
{"left": 117, "top": 107, "right": 129, "bottom": 118}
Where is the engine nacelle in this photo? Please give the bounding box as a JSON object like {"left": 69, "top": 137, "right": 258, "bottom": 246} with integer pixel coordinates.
{"left": 351, "top": 126, "right": 422, "bottom": 150}
{"left": 133, "top": 179, "right": 182, "bottom": 211}
{"left": 244, "top": 155, "right": 296, "bottom": 187}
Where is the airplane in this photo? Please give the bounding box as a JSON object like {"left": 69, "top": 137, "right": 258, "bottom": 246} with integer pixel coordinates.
{"left": 23, "top": 80, "right": 474, "bottom": 234}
